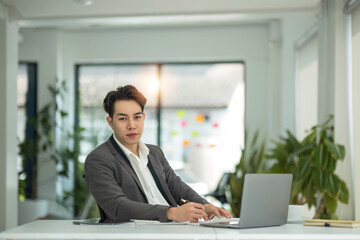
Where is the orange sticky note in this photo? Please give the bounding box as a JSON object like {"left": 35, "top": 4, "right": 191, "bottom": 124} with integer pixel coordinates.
{"left": 195, "top": 115, "right": 205, "bottom": 123}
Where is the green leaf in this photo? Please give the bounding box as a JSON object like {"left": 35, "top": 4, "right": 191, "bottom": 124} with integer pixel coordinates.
{"left": 327, "top": 154, "right": 337, "bottom": 171}
{"left": 313, "top": 144, "right": 327, "bottom": 170}
{"left": 325, "top": 172, "right": 340, "bottom": 198}
{"left": 297, "top": 156, "right": 312, "bottom": 180}
{"left": 338, "top": 180, "right": 349, "bottom": 204}
{"left": 324, "top": 139, "right": 345, "bottom": 160}
{"left": 291, "top": 179, "right": 303, "bottom": 200}
{"left": 303, "top": 179, "right": 316, "bottom": 208}
{"left": 286, "top": 130, "right": 301, "bottom": 149}
{"left": 60, "top": 111, "right": 68, "bottom": 117}
{"left": 42, "top": 144, "right": 47, "bottom": 151}
{"left": 312, "top": 170, "right": 325, "bottom": 192}
{"left": 254, "top": 142, "right": 266, "bottom": 172}
{"left": 323, "top": 193, "right": 337, "bottom": 214}
{"left": 268, "top": 163, "right": 284, "bottom": 173}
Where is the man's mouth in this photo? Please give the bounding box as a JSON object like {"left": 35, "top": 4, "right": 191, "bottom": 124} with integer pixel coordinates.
{"left": 126, "top": 133, "right": 138, "bottom": 138}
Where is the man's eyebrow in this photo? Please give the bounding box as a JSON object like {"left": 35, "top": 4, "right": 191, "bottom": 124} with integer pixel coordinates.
{"left": 116, "top": 112, "right": 143, "bottom": 116}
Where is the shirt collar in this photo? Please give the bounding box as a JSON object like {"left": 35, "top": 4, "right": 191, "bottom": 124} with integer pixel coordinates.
{"left": 112, "top": 134, "right": 149, "bottom": 159}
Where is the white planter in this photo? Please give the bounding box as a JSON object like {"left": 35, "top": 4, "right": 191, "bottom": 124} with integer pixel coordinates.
{"left": 18, "top": 200, "right": 48, "bottom": 225}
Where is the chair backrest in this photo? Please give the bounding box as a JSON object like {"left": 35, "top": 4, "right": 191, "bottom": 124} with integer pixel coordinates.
{"left": 205, "top": 172, "right": 230, "bottom": 204}
{"left": 216, "top": 172, "right": 230, "bottom": 194}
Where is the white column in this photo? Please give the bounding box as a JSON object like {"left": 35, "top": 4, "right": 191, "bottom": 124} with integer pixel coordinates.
{"left": 351, "top": 1, "right": 360, "bottom": 221}
{"left": 317, "top": 0, "right": 335, "bottom": 122}
{"left": 318, "top": 0, "right": 354, "bottom": 219}
{"left": 267, "top": 20, "right": 282, "bottom": 141}
{"left": 0, "top": 3, "right": 19, "bottom": 231}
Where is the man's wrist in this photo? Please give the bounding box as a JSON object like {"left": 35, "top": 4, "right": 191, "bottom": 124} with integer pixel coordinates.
{"left": 166, "top": 207, "right": 175, "bottom": 221}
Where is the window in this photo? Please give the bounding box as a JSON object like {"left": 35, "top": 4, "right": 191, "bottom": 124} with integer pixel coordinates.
{"left": 295, "top": 29, "right": 319, "bottom": 140}
{"left": 76, "top": 62, "right": 244, "bottom": 193}
{"left": 159, "top": 63, "right": 244, "bottom": 190}
{"left": 17, "top": 63, "right": 37, "bottom": 199}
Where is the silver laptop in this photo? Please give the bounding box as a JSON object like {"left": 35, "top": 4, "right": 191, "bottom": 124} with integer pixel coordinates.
{"left": 200, "top": 173, "right": 292, "bottom": 229}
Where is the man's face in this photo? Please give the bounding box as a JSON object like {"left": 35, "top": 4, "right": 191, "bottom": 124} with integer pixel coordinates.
{"left": 106, "top": 100, "right": 145, "bottom": 151}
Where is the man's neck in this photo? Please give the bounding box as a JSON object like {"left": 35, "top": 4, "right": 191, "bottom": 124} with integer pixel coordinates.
{"left": 128, "top": 145, "right": 139, "bottom": 157}
{"left": 113, "top": 135, "right": 139, "bottom": 157}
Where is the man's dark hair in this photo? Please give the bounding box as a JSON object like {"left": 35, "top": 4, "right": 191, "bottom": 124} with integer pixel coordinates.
{"left": 103, "top": 85, "right": 147, "bottom": 117}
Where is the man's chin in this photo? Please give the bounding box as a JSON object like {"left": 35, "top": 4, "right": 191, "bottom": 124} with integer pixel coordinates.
{"left": 125, "top": 139, "right": 140, "bottom": 145}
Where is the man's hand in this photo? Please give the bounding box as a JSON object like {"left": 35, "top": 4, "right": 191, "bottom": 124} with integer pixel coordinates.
{"left": 167, "top": 202, "right": 206, "bottom": 223}
{"left": 203, "top": 203, "right": 232, "bottom": 221}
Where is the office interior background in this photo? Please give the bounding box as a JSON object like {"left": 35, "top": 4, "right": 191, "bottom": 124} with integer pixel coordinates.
{"left": 1, "top": 0, "right": 359, "bottom": 231}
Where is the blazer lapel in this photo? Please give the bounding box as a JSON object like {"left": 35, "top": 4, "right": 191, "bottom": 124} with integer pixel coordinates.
{"left": 147, "top": 153, "right": 177, "bottom": 207}
{"left": 107, "top": 136, "right": 147, "bottom": 199}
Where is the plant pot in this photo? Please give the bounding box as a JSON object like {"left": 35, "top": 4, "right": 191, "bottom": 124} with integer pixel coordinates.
{"left": 18, "top": 199, "right": 48, "bottom": 225}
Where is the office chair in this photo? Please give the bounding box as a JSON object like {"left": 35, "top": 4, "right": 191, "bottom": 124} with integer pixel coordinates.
{"left": 205, "top": 172, "right": 230, "bottom": 205}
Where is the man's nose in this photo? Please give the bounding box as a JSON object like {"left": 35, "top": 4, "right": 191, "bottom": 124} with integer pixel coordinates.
{"left": 127, "top": 119, "right": 136, "bottom": 129}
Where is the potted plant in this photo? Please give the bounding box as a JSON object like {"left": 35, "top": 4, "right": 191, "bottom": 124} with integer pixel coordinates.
{"left": 267, "top": 116, "right": 349, "bottom": 219}
{"left": 225, "top": 131, "right": 267, "bottom": 217}
{"left": 18, "top": 79, "right": 85, "bottom": 223}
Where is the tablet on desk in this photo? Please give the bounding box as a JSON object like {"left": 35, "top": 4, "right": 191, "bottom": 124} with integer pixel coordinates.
{"left": 72, "top": 218, "right": 131, "bottom": 225}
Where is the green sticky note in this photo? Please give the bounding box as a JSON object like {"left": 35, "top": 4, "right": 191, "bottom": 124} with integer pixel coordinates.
{"left": 176, "top": 110, "right": 186, "bottom": 118}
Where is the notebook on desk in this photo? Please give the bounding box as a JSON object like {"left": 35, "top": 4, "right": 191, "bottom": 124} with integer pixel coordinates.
{"left": 200, "top": 173, "right": 293, "bottom": 229}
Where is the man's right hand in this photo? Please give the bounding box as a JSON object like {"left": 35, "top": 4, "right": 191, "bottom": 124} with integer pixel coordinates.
{"left": 166, "top": 202, "right": 206, "bottom": 222}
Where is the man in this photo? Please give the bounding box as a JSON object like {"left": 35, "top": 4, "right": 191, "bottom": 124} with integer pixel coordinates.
{"left": 85, "top": 85, "right": 232, "bottom": 223}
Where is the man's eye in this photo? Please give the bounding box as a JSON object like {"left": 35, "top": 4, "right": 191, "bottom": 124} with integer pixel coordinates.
{"left": 119, "top": 118, "right": 126, "bottom": 121}
{"left": 135, "top": 115, "right": 142, "bottom": 119}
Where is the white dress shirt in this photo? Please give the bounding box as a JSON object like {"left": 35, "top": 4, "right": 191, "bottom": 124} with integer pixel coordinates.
{"left": 113, "top": 136, "right": 169, "bottom": 206}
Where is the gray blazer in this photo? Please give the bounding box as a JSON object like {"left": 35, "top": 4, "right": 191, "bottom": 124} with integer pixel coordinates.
{"left": 84, "top": 135, "right": 208, "bottom": 223}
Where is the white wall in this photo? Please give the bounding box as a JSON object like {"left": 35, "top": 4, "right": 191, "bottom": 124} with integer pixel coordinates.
{"left": 0, "top": 2, "right": 19, "bottom": 231}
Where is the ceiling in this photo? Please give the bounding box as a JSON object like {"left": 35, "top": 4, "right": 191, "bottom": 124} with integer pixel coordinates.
{"left": 2, "top": 0, "right": 320, "bottom": 29}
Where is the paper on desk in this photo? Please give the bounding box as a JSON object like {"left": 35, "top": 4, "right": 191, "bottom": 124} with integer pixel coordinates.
{"left": 187, "top": 218, "right": 240, "bottom": 226}
{"left": 209, "top": 217, "right": 240, "bottom": 223}
{"left": 130, "top": 218, "right": 239, "bottom": 226}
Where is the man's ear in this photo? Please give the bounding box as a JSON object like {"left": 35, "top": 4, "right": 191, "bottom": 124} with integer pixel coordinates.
{"left": 106, "top": 116, "right": 113, "bottom": 130}
{"left": 143, "top": 113, "right": 146, "bottom": 120}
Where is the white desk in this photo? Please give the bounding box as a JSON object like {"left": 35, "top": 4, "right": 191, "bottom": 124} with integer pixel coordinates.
{"left": 0, "top": 220, "right": 215, "bottom": 240}
{"left": 1, "top": 220, "right": 360, "bottom": 240}
{"left": 214, "top": 223, "right": 360, "bottom": 240}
